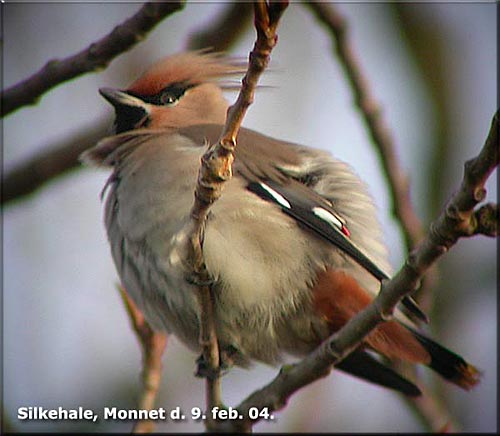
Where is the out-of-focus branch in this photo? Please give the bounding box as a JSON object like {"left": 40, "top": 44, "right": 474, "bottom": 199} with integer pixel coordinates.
{"left": 187, "top": 2, "right": 253, "bottom": 52}
{"left": 305, "top": 5, "right": 445, "bottom": 425}
{"left": 2, "top": 120, "right": 109, "bottom": 205}
{"left": 118, "top": 286, "right": 168, "bottom": 434}
{"left": 406, "top": 384, "right": 459, "bottom": 432}
{"left": 220, "top": 111, "right": 498, "bottom": 432}
{"left": 390, "top": 3, "right": 452, "bottom": 319}
{"left": 1, "top": 2, "right": 184, "bottom": 118}
{"left": 186, "top": 0, "right": 288, "bottom": 431}
{"left": 2, "top": 2, "right": 250, "bottom": 207}
{"left": 305, "top": 2, "right": 424, "bottom": 250}
{"left": 393, "top": 3, "right": 452, "bottom": 219}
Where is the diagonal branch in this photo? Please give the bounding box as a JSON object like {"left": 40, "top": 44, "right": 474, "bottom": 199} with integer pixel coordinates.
{"left": 185, "top": 0, "right": 288, "bottom": 430}
{"left": 304, "top": 5, "right": 446, "bottom": 426}
{"left": 118, "top": 286, "right": 168, "bottom": 434}
{"left": 219, "top": 110, "right": 498, "bottom": 432}
{"left": 405, "top": 384, "right": 459, "bottom": 432}
{"left": 3, "top": 1, "right": 251, "bottom": 207}
{"left": 305, "top": 2, "right": 424, "bottom": 250}
{"left": 2, "top": 119, "right": 110, "bottom": 205}
{"left": 186, "top": 2, "right": 253, "bottom": 52}
{"left": 1, "top": 1, "right": 184, "bottom": 118}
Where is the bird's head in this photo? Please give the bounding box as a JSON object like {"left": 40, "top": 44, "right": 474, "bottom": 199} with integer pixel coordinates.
{"left": 100, "top": 51, "right": 246, "bottom": 133}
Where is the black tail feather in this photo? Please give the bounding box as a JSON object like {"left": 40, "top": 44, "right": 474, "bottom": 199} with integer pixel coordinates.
{"left": 407, "top": 327, "right": 481, "bottom": 390}
{"left": 337, "top": 349, "right": 422, "bottom": 397}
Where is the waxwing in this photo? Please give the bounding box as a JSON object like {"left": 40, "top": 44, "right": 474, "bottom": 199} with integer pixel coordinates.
{"left": 82, "top": 52, "right": 479, "bottom": 395}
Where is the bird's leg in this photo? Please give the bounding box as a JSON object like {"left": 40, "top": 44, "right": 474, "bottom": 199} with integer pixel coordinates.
{"left": 195, "top": 344, "right": 238, "bottom": 378}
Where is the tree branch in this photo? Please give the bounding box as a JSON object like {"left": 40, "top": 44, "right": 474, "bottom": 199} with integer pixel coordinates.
{"left": 118, "top": 286, "right": 168, "bottom": 434}
{"left": 405, "top": 384, "right": 459, "bottom": 432}
{"left": 1, "top": 1, "right": 184, "bottom": 118}
{"left": 186, "top": 2, "right": 253, "bottom": 52}
{"left": 2, "top": 2, "right": 251, "bottom": 207}
{"left": 220, "top": 110, "right": 498, "bottom": 432}
{"left": 2, "top": 120, "right": 110, "bottom": 205}
{"left": 304, "top": 4, "right": 445, "bottom": 426}
{"left": 186, "top": 0, "right": 288, "bottom": 430}
{"left": 305, "top": 2, "right": 424, "bottom": 250}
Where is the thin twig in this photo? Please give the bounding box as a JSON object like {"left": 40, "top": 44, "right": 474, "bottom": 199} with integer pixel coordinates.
{"left": 2, "top": 120, "right": 110, "bottom": 205}
{"left": 406, "top": 384, "right": 459, "bottom": 432}
{"left": 2, "top": 2, "right": 248, "bottom": 207}
{"left": 186, "top": 0, "right": 288, "bottom": 430}
{"left": 306, "top": 0, "right": 440, "bottom": 321}
{"left": 118, "top": 286, "right": 168, "bottom": 434}
{"left": 392, "top": 358, "right": 458, "bottom": 431}
{"left": 305, "top": 3, "right": 446, "bottom": 426}
{"left": 1, "top": 1, "right": 184, "bottom": 117}
{"left": 305, "top": 2, "right": 423, "bottom": 250}
{"left": 391, "top": 3, "right": 452, "bottom": 319}
{"left": 217, "top": 111, "right": 498, "bottom": 432}
{"left": 186, "top": 2, "right": 253, "bottom": 52}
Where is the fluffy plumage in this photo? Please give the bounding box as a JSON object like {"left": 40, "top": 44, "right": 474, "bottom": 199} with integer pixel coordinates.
{"left": 82, "top": 51, "right": 480, "bottom": 395}
{"left": 128, "top": 51, "right": 247, "bottom": 96}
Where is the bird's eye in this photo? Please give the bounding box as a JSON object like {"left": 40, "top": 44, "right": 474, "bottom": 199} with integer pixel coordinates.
{"left": 158, "top": 83, "right": 189, "bottom": 106}
{"left": 127, "top": 83, "right": 193, "bottom": 107}
{"left": 160, "top": 93, "right": 177, "bottom": 105}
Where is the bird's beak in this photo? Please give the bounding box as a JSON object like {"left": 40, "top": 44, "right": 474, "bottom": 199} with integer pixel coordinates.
{"left": 99, "top": 87, "right": 146, "bottom": 109}
{"left": 99, "top": 88, "right": 150, "bottom": 134}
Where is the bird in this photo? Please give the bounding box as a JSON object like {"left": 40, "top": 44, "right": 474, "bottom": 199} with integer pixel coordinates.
{"left": 82, "top": 51, "right": 480, "bottom": 397}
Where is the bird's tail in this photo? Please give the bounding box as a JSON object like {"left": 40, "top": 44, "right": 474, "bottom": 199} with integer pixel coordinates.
{"left": 336, "top": 329, "right": 480, "bottom": 396}
{"left": 407, "top": 327, "right": 481, "bottom": 390}
{"left": 336, "top": 349, "right": 422, "bottom": 396}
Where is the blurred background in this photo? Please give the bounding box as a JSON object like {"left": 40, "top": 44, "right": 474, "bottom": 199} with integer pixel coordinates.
{"left": 2, "top": 2, "right": 497, "bottom": 433}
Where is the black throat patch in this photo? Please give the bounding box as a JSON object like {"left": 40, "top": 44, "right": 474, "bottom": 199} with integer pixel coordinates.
{"left": 113, "top": 104, "right": 149, "bottom": 134}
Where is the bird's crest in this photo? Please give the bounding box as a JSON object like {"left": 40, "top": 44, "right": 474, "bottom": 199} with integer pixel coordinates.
{"left": 127, "top": 51, "right": 247, "bottom": 96}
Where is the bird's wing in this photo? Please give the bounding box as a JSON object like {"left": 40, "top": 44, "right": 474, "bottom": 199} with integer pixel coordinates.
{"left": 177, "top": 124, "right": 428, "bottom": 323}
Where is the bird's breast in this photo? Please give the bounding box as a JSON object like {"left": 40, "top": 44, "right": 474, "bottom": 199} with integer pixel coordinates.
{"left": 104, "top": 132, "right": 323, "bottom": 362}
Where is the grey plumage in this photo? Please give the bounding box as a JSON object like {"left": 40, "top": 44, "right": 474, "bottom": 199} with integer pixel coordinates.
{"left": 84, "top": 124, "right": 391, "bottom": 365}
{"left": 81, "top": 52, "right": 480, "bottom": 393}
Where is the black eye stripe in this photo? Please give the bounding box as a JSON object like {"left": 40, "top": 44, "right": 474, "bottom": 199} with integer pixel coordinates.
{"left": 129, "top": 83, "right": 194, "bottom": 106}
